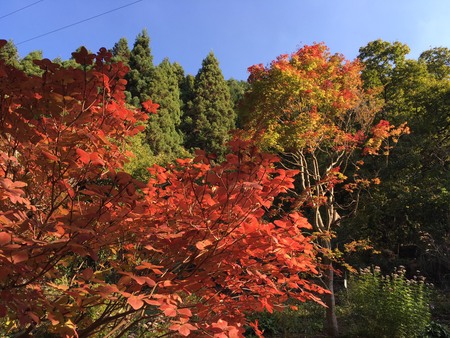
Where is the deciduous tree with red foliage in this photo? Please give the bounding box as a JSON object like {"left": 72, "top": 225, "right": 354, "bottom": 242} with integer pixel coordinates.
{"left": 240, "top": 43, "right": 409, "bottom": 336}
{"left": 0, "top": 40, "right": 323, "bottom": 337}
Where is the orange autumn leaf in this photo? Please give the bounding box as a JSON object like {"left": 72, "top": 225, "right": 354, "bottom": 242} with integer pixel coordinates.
{"left": 127, "top": 295, "right": 144, "bottom": 310}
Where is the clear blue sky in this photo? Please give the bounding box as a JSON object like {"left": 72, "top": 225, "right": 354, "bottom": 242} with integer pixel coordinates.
{"left": 2, "top": 0, "right": 450, "bottom": 80}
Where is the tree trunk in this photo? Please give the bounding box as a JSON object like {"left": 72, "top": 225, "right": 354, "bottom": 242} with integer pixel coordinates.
{"left": 323, "top": 259, "right": 339, "bottom": 337}
{"left": 322, "top": 236, "right": 339, "bottom": 337}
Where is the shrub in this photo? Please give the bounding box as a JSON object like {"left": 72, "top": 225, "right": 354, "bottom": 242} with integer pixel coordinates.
{"left": 421, "top": 321, "right": 450, "bottom": 338}
{"left": 346, "top": 266, "right": 431, "bottom": 337}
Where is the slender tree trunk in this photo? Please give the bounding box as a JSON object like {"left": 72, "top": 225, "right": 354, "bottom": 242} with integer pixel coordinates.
{"left": 323, "top": 258, "right": 339, "bottom": 337}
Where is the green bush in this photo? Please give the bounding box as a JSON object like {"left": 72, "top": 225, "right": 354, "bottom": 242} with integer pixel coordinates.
{"left": 421, "top": 321, "right": 450, "bottom": 338}
{"left": 346, "top": 266, "right": 431, "bottom": 337}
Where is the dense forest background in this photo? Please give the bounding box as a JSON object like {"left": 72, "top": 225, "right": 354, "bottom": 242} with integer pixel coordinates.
{"left": 0, "top": 30, "right": 448, "bottom": 337}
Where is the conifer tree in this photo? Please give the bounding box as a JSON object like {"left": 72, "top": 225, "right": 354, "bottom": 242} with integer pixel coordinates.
{"left": 111, "top": 37, "right": 132, "bottom": 102}
{"left": 111, "top": 37, "right": 131, "bottom": 66}
{"left": 146, "top": 58, "right": 184, "bottom": 161}
{"left": 185, "top": 52, "right": 235, "bottom": 157}
{"left": 180, "top": 74, "right": 195, "bottom": 111}
{"left": 20, "top": 50, "right": 43, "bottom": 76}
{"left": 227, "top": 78, "right": 250, "bottom": 128}
{"left": 172, "top": 62, "right": 186, "bottom": 88}
{"left": 126, "top": 29, "right": 154, "bottom": 106}
{"left": 227, "top": 78, "right": 249, "bottom": 109}
{"left": 179, "top": 74, "right": 196, "bottom": 141}
{"left": 0, "top": 39, "right": 19, "bottom": 68}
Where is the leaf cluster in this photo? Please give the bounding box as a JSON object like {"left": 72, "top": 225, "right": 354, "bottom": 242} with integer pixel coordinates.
{"left": 0, "top": 40, "right": 322, "bottom": 337}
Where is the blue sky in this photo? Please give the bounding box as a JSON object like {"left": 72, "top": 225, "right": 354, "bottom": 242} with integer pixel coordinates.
{"left": 1, "top": 0, "right": 450, "bottom": 80}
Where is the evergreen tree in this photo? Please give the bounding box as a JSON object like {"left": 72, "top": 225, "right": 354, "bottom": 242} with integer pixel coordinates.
{"left": 126, "top": 29, "right": 154, "bottom": 106}
{"left": 227, "top": 78, "right": 249, "bottom": 108}
{"left": 185, "top": 52, "right": 235, "bottom": 157}
{"left": 180, "top": 74, "right": 196, "bottom": 140}
{"left": 20, "top": 50, "right": 43, "bottom": 76}
{"left": 180, "top": 74, "right": 195, "bottom": 111}
{"left": 111, "top": 37, "right": 131, "bottom": 66}
{"left": 146, "top": 58, "right": 184, "bottom": 161}
{"left": 171, "top": 62, "right": 186, "bottom": 88}
{"left": 0, "top": 39, "right": 19, "bottom": 68}
{"left": 227, "top": 78, "right": 250, "bottom": 127}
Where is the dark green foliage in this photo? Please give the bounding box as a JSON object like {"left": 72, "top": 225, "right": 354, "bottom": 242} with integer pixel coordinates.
{"left": 421, "top": 321, "right": 450, "bottom": 338}
{"left": 126, "top": 29, "right": 154, "bottom": 106}
{"left": 179, "top": 74, "right": 196, "bottom": 145}
{"left": 342, "top": 40, "right": 450, "bottom": 284}
{"left": 146, "top": 58, "right": 185, "bottom": 161}
{"left": 172, "top": 63, "right": 193, "bottom": 128}
{"left": 227, "top": 78, "right": 249, "bottom": 108}
{"left": 171, "top": 62, "right": 186, "bottom": 88}
{"left": 428, "top": 289, "right": 450, "bottom": 336}
{"left": 179, "top": 74, "right": 195, "bottom": 125}
{"left": 245, "top": 302, "right": 324, "bottom": 337}
{"left": 111, "top": 37, "right": 131, "bottom": 66}
{"left": 183, "top": 52, "right": 236, "bottom": 157}
{"left": 227, "top": 78, "right": 250, "bottom": 128}
{"left": 358, "top": 39, "right": 410, "bottom": 92}
{"left": 0, "top": 39, "right": 19, "bottom": 68}
{"left": 180, "top": 74, "right": 195, "bottom": 112}
{"left": 419, "top": 47, "right": 450, "bottom": 80}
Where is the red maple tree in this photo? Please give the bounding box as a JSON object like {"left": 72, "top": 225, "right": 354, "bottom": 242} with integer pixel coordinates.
{"left": 240, "top": 43, "right": 409, "bottom": 336}
{"left": 0, "top": 40, "right": 322, "bottom": 337}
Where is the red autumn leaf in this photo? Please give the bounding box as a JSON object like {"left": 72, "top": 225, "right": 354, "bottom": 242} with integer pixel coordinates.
{"left": 170, "top": 323, "right": 197, "bottom": 336}
{"left": 274, "top": 219, "right": 289, "bottom": 229}
{"left": 81, "top": 268, "right": 94, "bottom": 280}
{"left": 127, "top": 295, "right": 144, "bottom": 310}
{"left": 289, "top": 212, "right": 312, "bottom": 229}
{"left": 27, "top": 311, "right": 41, "bottom": 324}
{"left": 58, "top": 180, "right": 75, "bottom": 199}
{"left": 97, "top": 285, "right": 120, "bottom": 297}
{"left": 115, "top": 171, "right": 132, "bottom": 185}
{"left": 76, "top": 148, "right": 91, "bottom": 164}
{"left": 195, "top": 239, "right": 212, "bottom": 250}
{"left": 142, "top": 99, "right": 159, "bottom": 114}
{"left": 47, "top": 312, "right": 60, "bottom": 326}
{"left": 0, "top": 232, "right": 12, "bottom": 246}
{"left": 135, "top": 261, "right": 164, "bottom": 272}
{"left": 212, "top": 319, "right": 229, "bottom": 330}
{"left": 249, "top": 320, "right": 264, "bottom": 338}
{"left": 131, "top": 275, "right": 156, "bottom": 287}
{"left": 160, "top": 303, "right": 177, "bottom": 317}
{"left": 72, "top": 46, "right": 95, "bottom": 66}
{"left": 42, "top": 150, "right": 59, "bottom": 162}
{"left": 177, "top": 308, "right": 192, "bottom": 317}
{"left": 11, "top": 250, "right": 28, "bottom": 264}
{"left": 144, "top": 299, "right": 163, "bottom": 306}
{"left": 89, "top": 152, "right": 105, "bottom": 166}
